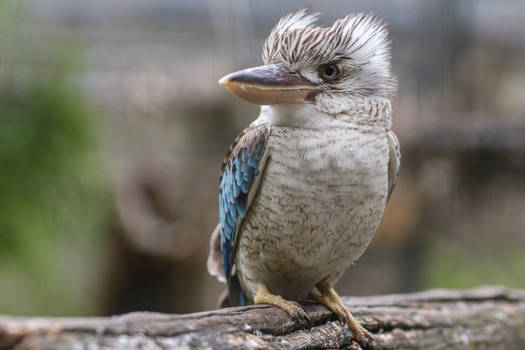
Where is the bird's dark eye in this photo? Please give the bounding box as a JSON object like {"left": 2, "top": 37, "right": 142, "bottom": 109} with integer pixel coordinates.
{"left": 319, "top": 63, "right": 340, "bottom": 80}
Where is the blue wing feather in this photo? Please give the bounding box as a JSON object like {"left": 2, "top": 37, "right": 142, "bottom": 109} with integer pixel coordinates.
{"left": 219, "top": 123, "right": 269, "bottom": 281}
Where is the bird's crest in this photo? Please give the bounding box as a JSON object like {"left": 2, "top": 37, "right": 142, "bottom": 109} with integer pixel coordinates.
{"left": 262, "top": 8, "right": 391, "bottom": 73}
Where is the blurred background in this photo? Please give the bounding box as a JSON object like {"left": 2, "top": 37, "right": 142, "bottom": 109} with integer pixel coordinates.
{"left": 1, "top": 0, "right": 524, "bottom": 316}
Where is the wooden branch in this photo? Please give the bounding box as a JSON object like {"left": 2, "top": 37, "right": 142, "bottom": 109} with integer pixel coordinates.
{"left": 1, "top": 286, "right": 524, "bottom": 349}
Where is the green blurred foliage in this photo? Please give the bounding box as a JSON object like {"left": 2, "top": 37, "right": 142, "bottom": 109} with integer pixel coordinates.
{"left": 423, "top": 239, "right": 525, "bottom": 290}
{"left": 0, "top": 1, "right": 110, "bottom": 316}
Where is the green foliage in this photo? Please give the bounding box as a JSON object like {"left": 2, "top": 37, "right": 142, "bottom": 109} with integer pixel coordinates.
{"left": 422, "top": 239, "right": 525, "bottom": 290}
{"left": 1, "top": 83, "right": 88, "bottom": 252}
{"left": 0, "top": 1, "right": 110, "bottom": 316}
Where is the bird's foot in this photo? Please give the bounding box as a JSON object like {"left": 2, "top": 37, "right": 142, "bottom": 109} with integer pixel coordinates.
{"left": 254, "top": 282, "right": 309, "bottom": 324}
{"left": 308, "top": 282, "right": 372, "bottom": 346}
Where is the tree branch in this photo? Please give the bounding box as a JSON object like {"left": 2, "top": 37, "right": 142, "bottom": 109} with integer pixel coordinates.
{"left": 1, "top": 286, "right": 524, "bottom": 349}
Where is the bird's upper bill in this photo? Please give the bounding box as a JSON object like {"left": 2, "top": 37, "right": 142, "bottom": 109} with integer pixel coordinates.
{"left": 219, "top": 63, "right": 319, "bottom": 105}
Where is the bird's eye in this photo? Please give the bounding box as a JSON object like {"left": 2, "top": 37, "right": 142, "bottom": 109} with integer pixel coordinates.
{"left": 318, "top": 64, "right": 340, "bottom": 80}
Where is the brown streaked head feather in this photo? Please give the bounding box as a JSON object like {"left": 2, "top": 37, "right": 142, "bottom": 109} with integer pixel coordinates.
{"left": 262, "top": 8, "right": 397, "bottom": 98}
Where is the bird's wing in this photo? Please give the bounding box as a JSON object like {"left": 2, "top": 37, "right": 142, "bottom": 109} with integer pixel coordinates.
{"left": 387, "top": 130, "right": 401, "bottom": 201}
{"left": 207, "top": 122, "right": 270, "bottom": 288}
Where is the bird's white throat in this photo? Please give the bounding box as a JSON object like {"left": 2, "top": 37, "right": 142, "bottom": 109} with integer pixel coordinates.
{"left": 257, "top": 97, "right": 392, "bottom": 131}
{"left": 259, "top": 104, "right": 322, "bottom": 128}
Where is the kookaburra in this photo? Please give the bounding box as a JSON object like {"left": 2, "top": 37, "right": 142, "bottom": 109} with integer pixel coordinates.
{"left": 207, "top": 8, "right": 400, "bottom": 343}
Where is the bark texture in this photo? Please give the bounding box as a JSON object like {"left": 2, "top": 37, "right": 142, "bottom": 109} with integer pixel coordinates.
{"left": 1, "top": 286, "right": 524, "bottom": 350}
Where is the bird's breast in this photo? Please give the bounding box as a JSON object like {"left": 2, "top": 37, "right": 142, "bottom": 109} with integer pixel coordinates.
{"left": 236, "top": 123, "right": 389, "bottom": 301}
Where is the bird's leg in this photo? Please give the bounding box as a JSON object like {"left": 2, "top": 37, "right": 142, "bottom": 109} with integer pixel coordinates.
{"left": 308, "top": 281, "right": 372, "bottom": 344}
{"left": 253, "top": 282, "right": 308, "bottom": 322}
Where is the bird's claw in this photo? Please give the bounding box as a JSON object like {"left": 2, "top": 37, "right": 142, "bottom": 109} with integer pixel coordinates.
{"left": 283, "top": 300, "right": 311, "bottom": 325}
{"left": 352, "top": 324, "right": 373, "bottom": 346}
{"left": 309, "top": 283, "right": 373, "bottom": 347}
{"left": 340, "top": 310, "right": 372, "bottom": 344}
{"left": 254, "top": 282, "right": 311, "bottom": 326}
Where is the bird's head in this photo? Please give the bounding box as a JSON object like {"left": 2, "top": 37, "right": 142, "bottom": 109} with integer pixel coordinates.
{"left": 219, "top": 8, "right": 396, "bottom": 107}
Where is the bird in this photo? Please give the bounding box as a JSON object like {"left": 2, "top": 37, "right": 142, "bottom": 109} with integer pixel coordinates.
{"left": 207, "top": 8, "right": 400, "bottom": 344}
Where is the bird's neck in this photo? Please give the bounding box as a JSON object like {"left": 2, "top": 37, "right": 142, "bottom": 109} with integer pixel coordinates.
{"left": 257, "top": 97, "right": 392, "bottom": 132}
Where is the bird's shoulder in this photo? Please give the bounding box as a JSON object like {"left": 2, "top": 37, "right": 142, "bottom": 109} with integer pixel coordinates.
{"left": 219, "top": 121, "right": 270, "bottom": 181}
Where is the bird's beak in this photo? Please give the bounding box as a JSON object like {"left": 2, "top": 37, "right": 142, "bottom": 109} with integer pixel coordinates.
{"left": 219, "top": 64, "right": 319, "bottom": 105}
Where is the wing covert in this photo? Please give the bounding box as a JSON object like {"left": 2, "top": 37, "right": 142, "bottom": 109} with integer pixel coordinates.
{"left": 219, "top": 123, "right": 270, "bottom": 279}
{"left": 387, "top": 130, "right": 401, "bottom": 201}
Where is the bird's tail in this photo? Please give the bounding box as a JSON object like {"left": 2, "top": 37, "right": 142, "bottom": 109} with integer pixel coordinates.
{"left": 217, "top": 275, "right": 246, "bottom": 308}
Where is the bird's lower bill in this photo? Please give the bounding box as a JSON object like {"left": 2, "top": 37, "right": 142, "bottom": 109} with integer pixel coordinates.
{"left": 219, "top": 63, "right": 319, "bottom": 105}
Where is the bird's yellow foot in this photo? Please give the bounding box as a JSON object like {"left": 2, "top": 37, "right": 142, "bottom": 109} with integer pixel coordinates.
{"left": 254, "top": 282, "right": 309, "bottom": 323}
{"left": 308, "top": 281, "right": 372, "bottom": 345}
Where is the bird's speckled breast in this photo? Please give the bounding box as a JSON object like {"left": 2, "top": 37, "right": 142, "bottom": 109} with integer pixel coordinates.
{"left": 236, "top": 119, "right": 389, "bottom": 302}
